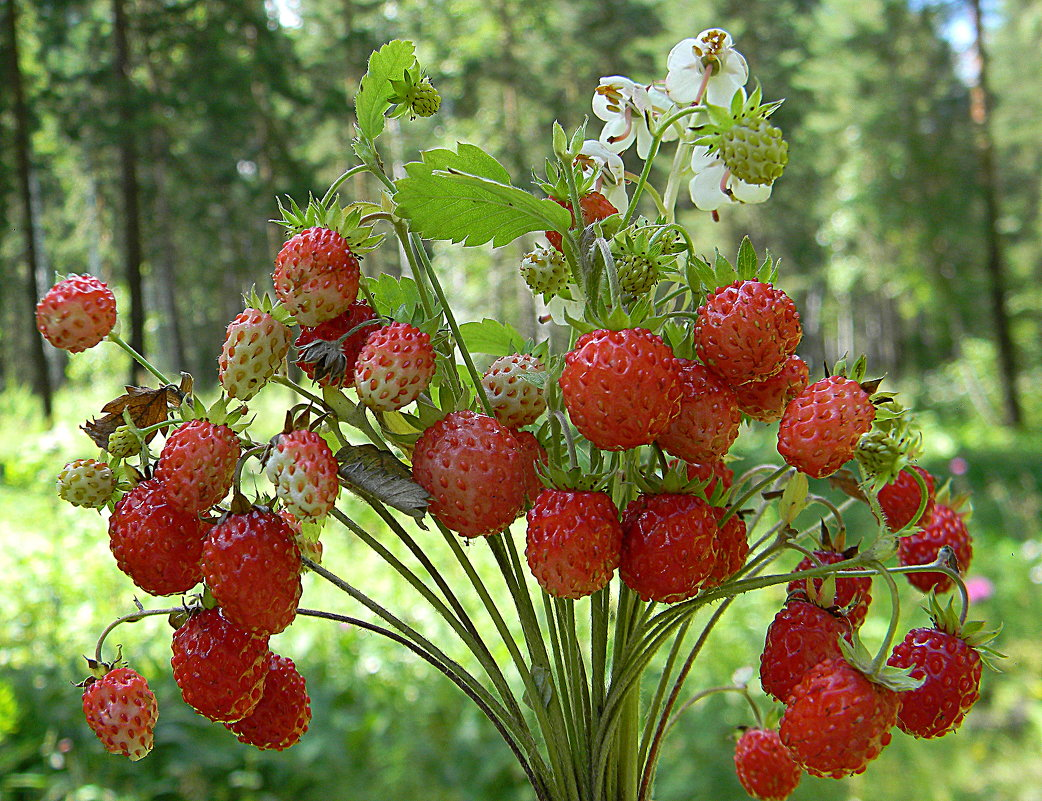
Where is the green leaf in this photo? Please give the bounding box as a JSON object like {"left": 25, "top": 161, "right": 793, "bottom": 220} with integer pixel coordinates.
{"left": 367, "top": 274, "right": 422, "bottom": 316}
{"left": 736, "top": 236, "right": 757, "bottom": 278}
{"left": 458, "top": 319, "right": 528, "bottom": 357}
{"left": 394, "top": 143, "right": 572, "bottom": 247}
{"left": 355, "top": 40, "right": 417, "bottom": 140}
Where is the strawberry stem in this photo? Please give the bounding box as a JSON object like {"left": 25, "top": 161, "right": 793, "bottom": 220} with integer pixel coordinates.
{"left": 319, "top": 164, "right": 369, "bottom": 207}
{"left": 94, "top": 606, "right": 182, "bottom": 663}
{"left": 623, "top": 105, "right": 705, "bottom": 226}
{"left": 868, "top": 560, "right": 902, "bottom": 676}
{"left": 718, "top": 465, "right": 789, "bottom": 526}
{"left": 105, "top": 331, "right": 172, "bottom": 385}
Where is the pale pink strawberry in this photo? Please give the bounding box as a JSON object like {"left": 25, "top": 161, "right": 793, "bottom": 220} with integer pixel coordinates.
{"left": 354, "top": 322, "right": 436, "bottom": 411}
{"left": 273, "top": 227, "right": 360, "bottom": 326}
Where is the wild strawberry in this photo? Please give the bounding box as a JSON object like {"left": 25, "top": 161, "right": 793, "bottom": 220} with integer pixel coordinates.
{"left": 265, "top": 430, "right": 340, "bottom": 522}
{"left": 545, "top": 191, "right": 618, "bottom": 252}
{"left": 35, "top": 273, "right": 117, "bottom": 353}
{"left": 680, "top": 458, "right": 735, "bottom": 499}
{"left": 734, "top": 354, "right": 809, "bottom": 423}
{"left": 620, "top": 493, "right": 719, "bottom": 603}
{"left": 510, "top": 429, "right": 548, "bottom": 505}
{"left": 277, "top": 510, "right": 324, "bottom": 570}
{"left": 733, "top": 727, "right": 802, "bottom": 801}
{"left": 405, "top": 78, "right": 441, "bottom": 117}
{"left": 897, "top": 503, "right": 972, "bottom": 593}
{"left": 705, "top": 511, "right": 748, "bottom": 586}
{"left": 525, "top": 488, "right": 622, "bottom": 599}
{"left": 877, "top": 466, "right": 936, "bottom": 531}
{"left": 520, "top": 245, "right": 569, "bottom": 295}
{"left": 786, "top": 550, "right": 872, "bottom": 628}
{"left": 170, "top": 608, "right": 270, "bottom": 723}
{"left": 559, "top": 328, "right": 681, "bottom": 451}
{"left": 82, "top": 667, "right": 158, "bottom": 761}
{"left": 718, "top": 115, "right": 788, "bottom": 186}
{"left": 887, "top": 626, "right": 982, "bottom": 738}
{"left": 154, "top": 419, "right": 241, "bottom": 515}
{"left": 481, "top": 354, "right": 547, "bottom": 429}
{"left": 225, "top": 652, "right": 311, "bottom": 750}
{"left": 354, "top": 321, "right": 436, "bottom": 412}
{"left": 656, "top": 359, "right": 740, "bottom": 462}
{"left": 106, "top": 425, "right": 141, "bottom": 460}
{"left": 108, "top": 479, "right": 210, "bottom": 596}
{"left": 218, "top": 308, "right": 292, "bottom": 401}
{"left": 780, "top": 658, "right": 899, "bottom": 779}
{"left": 273, "top": 227, "right": 360, "bottom": 327}
{"left": 694, "top": 280, "right": 801, "bottom": 385}
{"left": 294, "top": 301, "right": 380, "bottom": 388}
{"left": 57, "top": 458, "right": 116, "bottom": 508}
{"left": 777, "top": 376, "right": 875, "bottom": 478}
{"left": 759, "top": 597, "right": 853, "bottom": 704}
{"left": 412, "top": 411, "right": 525, "bottom": 538}
{"left": 201, "top": 507, "right": 302, "bottom": 636}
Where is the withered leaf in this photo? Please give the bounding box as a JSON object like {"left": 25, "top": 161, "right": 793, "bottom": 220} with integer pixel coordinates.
{"left": 82, "top": 377, "right": 188, "bottom": 450}
{"left": 336, "top": 443, "right": 429, "bottom": 525}
{"left": 827, "top": 469, "right": 867, "bottom": 503}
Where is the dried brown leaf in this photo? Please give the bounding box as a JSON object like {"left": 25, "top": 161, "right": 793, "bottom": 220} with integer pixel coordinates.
{"left": 82, "top": 377, "right": 188, "bottom": 450}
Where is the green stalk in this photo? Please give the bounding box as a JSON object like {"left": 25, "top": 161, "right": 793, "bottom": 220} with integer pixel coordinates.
{"left": 637, "top": 620, "right": 691, "bottom": 770}
{"left": 868, "top": 560, "right": 903, "bottom": 676}
{"left": 718, "top": 465, "right": 790, "bottom": 526}
{"left": 392, "top": 220, "right": 437, "bottom": 319}
{"left": 320, "top": 164, "right": 369, "bottom": 206}
{"left": 106, "top": 332, "right": 172, "bottom": 385}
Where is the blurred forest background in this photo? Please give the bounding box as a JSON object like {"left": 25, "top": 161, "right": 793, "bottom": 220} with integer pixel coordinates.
{"left": 2, "top": 0, "right": 1042, "bottom": 799}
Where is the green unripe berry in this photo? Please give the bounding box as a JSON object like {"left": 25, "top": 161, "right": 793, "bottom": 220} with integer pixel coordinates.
{"left": 407, "top": 80, "right": 441, "bottom": 118}
{"left": 719, "top": 117, "right": 788, "bottom": 186}
{"left": 107, "top": 425, "right": 141, "bottom": 460}
{"left": 520, "top": 246, "right": 569, "bottom": 296}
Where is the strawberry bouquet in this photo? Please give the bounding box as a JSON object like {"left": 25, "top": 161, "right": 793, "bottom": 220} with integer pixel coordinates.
{"left": 42, "top": 31, "right": 999, "bottom": 801}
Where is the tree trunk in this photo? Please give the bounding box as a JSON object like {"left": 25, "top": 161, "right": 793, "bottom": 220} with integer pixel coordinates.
{"left": 4, "top": 0, "right": 53, "bottom": 418}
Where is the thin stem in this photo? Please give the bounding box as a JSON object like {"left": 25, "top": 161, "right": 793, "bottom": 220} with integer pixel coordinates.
{"left": 392, "top": 220, "right": 436, "bottom": 318}
{"left": 665, "top": 684, "right": 762, "bottom": 737}
{"left": 320, "top": 164, "right": 369, "bottom": 206}
{"left": 623, "top": 105, "right": 706, "bottom": 225}
{"left": 719, "top": 466, "right": 790, "bottom": 526}
{"left": 95, "top": 606, "right": 181, "bottom": 663}
{"left": 273, "top": 375, "right": 329, "bottom": 409}
{"left": 637, "top": 619, "right": 691, "bottom": 770}
{"left": 868, "top": 560, "right": 903, "bottom": 675}
{"left": 106, "top": 332, "right": 172, "bottom": 384}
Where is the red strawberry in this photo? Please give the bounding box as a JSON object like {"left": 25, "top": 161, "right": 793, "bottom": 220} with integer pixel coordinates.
{"left": 786, "top": 550, "right": 872, "bottom": 628}
{"left": 897, "top": 503, "right": 972, "bottom": 593}
{"left": 225, "top": 652, "right": 311, "bottom": 750}
{"left": 219, "top": 308, "right": 292, "bottom": 401}
{"left": 170, "top": 608, "right": 270, "bottom": 723}
{"left": 877, "top": 466, "right": 936, "bottom": 531}
{"left": 680, "top": 458, "right": 735, "bottom": 499}
{"left": 620, "top": 493, "right": 719, "bottom": 603}
{"left": 273, "top": 226, "right": 360, "bottom": 326}
{"left": 265, "top": 429, "right": 340, "bottom": 522}
{"left": 481, "top": 354, "right": 547, "bottom": 429}
{"left": 656, "top": 359, "right": 740, "bottom": 462}
{"left": 546, "top": 191, "right": 618, "bottom": 251}
{"left": 294, "top": 301, "right": 381, "bottom": 388}
{"left": 154, "top": 419, "right": 241, "bottom": 514}
{"left": 525, "top": 488, "right": 622, "bottom": 599}
{"left": 759, "top": 597, "right": 853, "bottom": 704}
{"left": 735, "top": 354, "right": 809, "bottom": 423}
{"left": 82, "top": 667, "right": 158, "bottom": 761}
{"left": 36, "top": 273, "right": 117, "bottom": 353}
{"left": 201, "top": 507, "right": 303, "bottom": 636}
{"left": 780, "top": 658, "right": 899, "bottom": 778}
{"left": 694, "top": 280, "right": 801, "bottom": 385}
{"left": 777, "top": 376, "right": 875, "bottom": 478}
{"left": 887, "top": 626, "right": 982, "bottom": 738}
{"left": 559, "top": 328, "right": 681, "bottom": 451}
{"left": 510, "top": 429, "right": 548, "bottom": 505}
{"left": 354, "top": 321, "right": 436, "bottom": 411}
{"left": 733, "top": 727, "right": 802, "bottom": 801}
{"left": 412, "top": 411, "right": 525, "bottom": 537}
{"left": 108, "top": 479, "right": 210, "bottom": 596}
{"left": 705, "top": 510, "right": 748, "bottom": 586}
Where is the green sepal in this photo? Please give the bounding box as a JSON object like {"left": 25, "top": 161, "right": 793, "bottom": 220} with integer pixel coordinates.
{"left": 272, "top": 194, "right": 385, "bottom": 253}
{"left": 838, "top": 634, "right": 924, "bottom": 692}
{"left": 688, "top": 237, "right": 778, "bottom": 294}
{"left": 241, "top": 287, "right": 295, "bottom": 327}
{"left": 922, "top": 592, "right": 1006, "bottom": 669}
{"left": 539, "top": 463, "right": 613, "bottom": 493}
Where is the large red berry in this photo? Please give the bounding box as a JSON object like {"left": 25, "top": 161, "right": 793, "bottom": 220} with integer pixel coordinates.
{"left": 201, "top": 507, "right": 303, "bottom": 636}
{"left": 82, "top": 667, "right": 158, "bottom": 761}
{"left": 525, "top": 489, "right": 622, "bottom": 599}
{"left": 170, "top": 608, "right": 270, "bottom": 723}
{"left": 412, "top": 411, "right": 525, "bottom": 537}
{"left": 620, "top": 493, "right": 719, "bottom": 603}
{"left": 510, "top": 429, "right": 548, "bottom": 506}
{"left": 154, "top": 420, "right": 241, "bottom": 515}
{"left": 680, "top": 458, "right": 735, "bottom": 499}
{"left": 705, "top": 510, "right": 748, "bottom": 587}
{"left": 780, "top": 658, "right": 899, "bottom": 779}
{"left": 273, "top": 227, "right": 360, "bottom": 326}
{"left": 656, "top": 359, "right": 740, "bottom": 462}
{"left": 225, "top": 652, "right": 312, "bottom": 750}
{"left": 109, "top": 479, "right": 210, "bottom": 596}
{"left": 481, "top": 354, "right": 547, "bottom": 429}
{"left": 887, "top": 627, "right": 982, "bottom": 738}
{"left": 36, "top": 273, "right": 117, "bottom": 353}
{"left": 545, "top": 191, "right": 618, "bottom": 251}
{"left": 777, "top": 376, "right": 875, "bottom": 478}
{"left": 219, "top": 308, "right": 292, "bottom": 401}
{"left": 695, "top": 280, "right": 801, "bottom": 385}
{"left": 877, "top": 466, "right": 936, "bottom": 531}
{"left": 759, "top": 597, "right": 853, "bottom": 704}
{"left": 734, "top": 727, "right": 802, "bottom": 801}
{"left": 786, "top": 550, "right": 872, "bottom": 628}
{"left": 294, "top": 301, "right": 381, "bottom": 388}
{"left": 559, "top": 328, "right": 681, "bottom": 451}
{"left": 354, "top": 322, "right": 436, "bottom": 411}
{"left": 265, "top": 430, "right": 340, "bottom": 522}
{"left": 897, "top": 503, "right": 972, "bottom": 593}
{"left": 735, "top": 354, "right": 809, "bottom": 423}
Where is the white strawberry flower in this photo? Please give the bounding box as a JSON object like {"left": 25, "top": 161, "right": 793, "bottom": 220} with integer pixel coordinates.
{"left": 666, "top": 29, "right": 749, "bottom": 108}
{"left": 575, "top": 140, "right": 628, "bottom": 212}
{"left": 592, "top": 76, "right": 679, "bottom": 159}
{"left": 687, "top": 145, "right": 772, "bottom": 212}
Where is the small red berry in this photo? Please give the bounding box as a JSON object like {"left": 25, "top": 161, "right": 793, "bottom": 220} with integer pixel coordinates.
{"left": 786, "top": 550, "right": 872, "bottom": 628}
{"left": 545, "top": 191, "right": 618, "bottom": 252}
{"left": 734, "top": 727, "right": 802, "bottom": 801}
{"left": 656, "top": 359, "right": 740, "bottom": 463}
{"left": 225, "top": 652, "right": 312, "bottom": 750}
{"left": 898, "top": 503, "right": 972, "bottom": 593}
{"left": 154, "top": 420, "right": 241, "bottom": 515}
{"left": 273, "top": 227, "right": 360, "bottom": 326}
{"left": 777, "top": 376, "right": 875, "bottom": 478}
{"left": 877, "top": 466, "right": 936, "bottom": 531}
{"left": 36, "top": 274, "right": 117, "bottom": 353}
{"left": 294, "top": 301, "right": 381, "bottom": 388}
{"left": 82, "top": 667, "right": 158, "bottom": 761}
{"left": 734, "top": 354, "right": 809, "bottom": 423}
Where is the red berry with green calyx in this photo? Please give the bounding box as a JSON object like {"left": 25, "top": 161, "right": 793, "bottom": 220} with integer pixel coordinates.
{"left": 82, "top": 667, "right": 158, "bottom": 761}
{"left": 545, "top": 191, "right": 618, "bottom": 252}
{"left": 897, "top": 503, "right": 972, "bottom": 593}
{"left": 777, "top": 376, "right": 875, "bottom": 478}
{"left": 154, "top": 419, "right": 241, "bottom": 514}
{"left": 656, "top": 359, "right": 741, "bottom": 463}
{"left": 273, "top": 226, "right": 360, "bottom": 326}
{"left": 294, "top": 301, "right": 381, "bottom": 388}
{"left": 36, "top": 273, "right": 117, "bottom": 353}
{"left": 225, "top": 652, "right": 312, "bottom": 750}
{"left": 734, "top": 727, "right": 802, "bottom": 801}
{"left": 354, "top": 321, "right": 436, "bottom": 412}
{"left": 735, "top": 354, "right": 809, "bottom": 423}
{"left": 877, "top": 465, "right": 935, "bottom": 532}
{"left": 525, "top": 488, "right": 622, "bottom": 599}
{"left": 786, "top": 549, "right": 872, "bottom": 628}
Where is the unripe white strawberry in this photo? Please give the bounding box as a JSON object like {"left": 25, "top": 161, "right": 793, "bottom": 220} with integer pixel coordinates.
{"left": 520, "top": 246, "right": 569, "bottom": 295}
{"left": 57, "top": 458, "right": 116, "bottom": 508}
{"left": 481, "top": 354, "right": 547, "bottom": 428}
{"left": 219, "top": 308, "right": 292, "bottom": 401}
{"left": 354, "top": 322, "right": 436, "bottom": 411}
{"left": 265, "top": 430, "right": 340, "bottom": 522}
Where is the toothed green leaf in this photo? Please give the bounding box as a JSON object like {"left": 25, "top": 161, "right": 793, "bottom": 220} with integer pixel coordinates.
{"left": 355, "top": 40, "right": 417, "bottom": 140}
